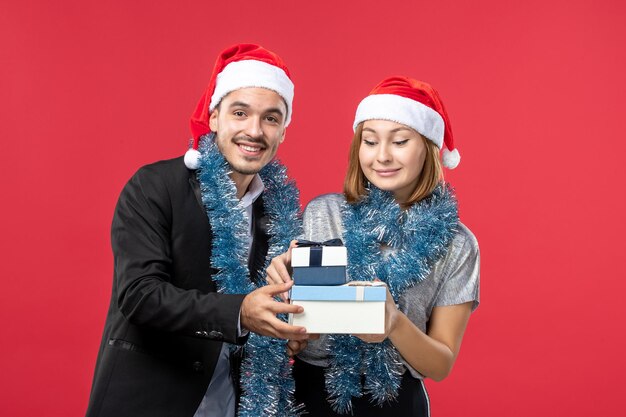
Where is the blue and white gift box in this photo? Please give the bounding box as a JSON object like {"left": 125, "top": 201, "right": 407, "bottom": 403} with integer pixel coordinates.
{"left": 288, "top": 282, "right": 386, "bottom": 334}
{"left": 292, "top": 239, "right": 347, "bottom": 286}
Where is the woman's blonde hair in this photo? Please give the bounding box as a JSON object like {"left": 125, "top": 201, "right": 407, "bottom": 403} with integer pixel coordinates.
{"left": 343, "top": 122, "right": 443, "bottom": 208}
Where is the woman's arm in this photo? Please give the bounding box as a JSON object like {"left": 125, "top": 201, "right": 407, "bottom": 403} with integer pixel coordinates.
{"left": 389, "top": 301, "right": 473, "bottom": 381}
{"left": 357, "top": 288, "right": 472, "bottom": 381}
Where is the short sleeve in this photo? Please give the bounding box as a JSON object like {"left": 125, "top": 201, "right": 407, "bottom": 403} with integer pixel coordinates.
{"left": 435, "top": 224, "right": 480, "bottom": 311}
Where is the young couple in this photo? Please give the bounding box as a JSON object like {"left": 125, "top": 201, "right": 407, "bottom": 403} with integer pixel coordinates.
{"left": 86, "top": 43, "right": 479, "bottom": 417}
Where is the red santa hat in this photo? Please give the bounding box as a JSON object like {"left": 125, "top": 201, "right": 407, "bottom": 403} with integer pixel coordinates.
{"left": 353, "top": 76, "right": 460, "bottom": 169}
{"left": 185, "top": 43, "right": 295, "bottom": 169}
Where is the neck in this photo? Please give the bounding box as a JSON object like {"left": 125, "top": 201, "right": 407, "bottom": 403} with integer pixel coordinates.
{"left": 230, "top": 171, "right": 255, "bottom": 199}
{"left": 392, "top": 192, "right": 409, "bottom": 208}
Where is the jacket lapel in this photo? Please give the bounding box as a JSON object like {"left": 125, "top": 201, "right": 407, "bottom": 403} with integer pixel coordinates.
{"left": 188, "top": 172, "right": 204, "bottom": 210}
{"left": 248, "top": 196, "right": 270, "bottom": 285}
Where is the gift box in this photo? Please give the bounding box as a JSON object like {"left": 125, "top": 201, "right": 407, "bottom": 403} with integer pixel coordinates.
{"left": 292, "top": 240, "right": 347, "bottom": 286}
{"left": 288, "top": 283, "right": 386, "bottom": 334}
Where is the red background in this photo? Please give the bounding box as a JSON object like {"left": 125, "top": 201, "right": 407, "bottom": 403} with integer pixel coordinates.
{"left": 2, "top": 0, "right": 625, "bottom": 415}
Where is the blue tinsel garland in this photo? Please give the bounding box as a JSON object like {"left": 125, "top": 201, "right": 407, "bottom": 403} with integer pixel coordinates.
{"left": 196, "top": 134, "right": 302, "bottom": 416}
{"left": 325, "top": 185, "right": 459, "bottom": 414}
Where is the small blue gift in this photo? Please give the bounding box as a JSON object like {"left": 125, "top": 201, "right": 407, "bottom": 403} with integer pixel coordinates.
{"left": 291, "top": 239, "right": 347, "bottom": 286}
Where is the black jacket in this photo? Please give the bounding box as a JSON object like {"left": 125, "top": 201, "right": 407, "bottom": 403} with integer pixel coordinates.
{"left": 86, "top": 156, "right": 270, "bottom": 417}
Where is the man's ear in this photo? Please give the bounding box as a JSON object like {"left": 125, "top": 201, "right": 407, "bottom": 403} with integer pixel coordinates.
{"left": 279, "top": 129, "right": 286, "bottom": 143}
{"left": 209, "top": 109, "right": 219, "bottom": 132}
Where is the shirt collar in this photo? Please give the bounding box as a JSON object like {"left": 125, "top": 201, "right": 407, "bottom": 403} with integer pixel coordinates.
{"left": 240, "top": 174, "right": 264, "bottom": 210}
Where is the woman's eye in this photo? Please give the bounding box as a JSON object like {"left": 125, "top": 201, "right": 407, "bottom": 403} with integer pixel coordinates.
{"left": 363, "top": 139, "right": 377, "bottom": 146}
{"left": 394, "top": 139, "right": 409, "bottom": 146}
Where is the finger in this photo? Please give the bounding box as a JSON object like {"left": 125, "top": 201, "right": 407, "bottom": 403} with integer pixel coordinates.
{"left": 268, "top": 320, "right": 309, "bottom": 340}
{"left": 272, "top": 257, "right": 293, "bottom": 285}
{"left": 354, "top": 334, "right": 373, "bottom": 342}
{"left": 265, "top": 265, "right": 282, "bottom": 286}
{"left": 269, "top": 301, "right": 304, "bottom": 315}
{"left": 263, "top": 280, "right": 294, "bottom": 297}
{"left": 265, "top": 267, "right": 289, "bottom": 301}
{"left": 373, "top": 278, "right": 388, "bottom": 288}
{"left": 274, "top": 261, "right": 291, "bottom": 282}
{"left": 287, "top": 339, "right": 300, "bottom": 350}
{"left": 286, "top": 339, "right": 302, "bottom": 356}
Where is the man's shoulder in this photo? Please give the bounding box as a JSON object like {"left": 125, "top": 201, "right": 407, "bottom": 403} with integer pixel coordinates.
{"left": 123, "top": 155, "right": 189, "bottom": 194}
{"left": 136, "top": 155, "right": 187, "bottom": 176}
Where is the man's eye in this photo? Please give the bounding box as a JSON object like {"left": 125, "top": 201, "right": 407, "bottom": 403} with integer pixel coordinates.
{"left": 266, "top": 116, "right": 278, "bottom": 123}
{"left": 233, "top": 111, "right": 246, "bottom": 117}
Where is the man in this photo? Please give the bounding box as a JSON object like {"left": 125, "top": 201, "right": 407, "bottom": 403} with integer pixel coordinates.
{"left": 86, "top": 44, "right": 308, "bottom": 417}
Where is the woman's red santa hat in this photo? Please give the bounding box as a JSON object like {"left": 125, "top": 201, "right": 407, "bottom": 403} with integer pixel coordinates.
{"left": 353, "top": 76, "right": 461, "bottom": 169}
{"left": 185, "top": 43, "right": 295, "bottom": 169}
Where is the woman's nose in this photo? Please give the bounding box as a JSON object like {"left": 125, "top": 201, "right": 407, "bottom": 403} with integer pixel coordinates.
{"left": 376, "top": 144, "right": 391, "bottom": 163}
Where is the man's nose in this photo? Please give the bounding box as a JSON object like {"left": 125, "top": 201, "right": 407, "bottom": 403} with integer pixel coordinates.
{"left": 244, "top": 116, "right": 263, "bottom": 138}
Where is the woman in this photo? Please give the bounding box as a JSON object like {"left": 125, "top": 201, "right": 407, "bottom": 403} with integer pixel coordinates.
{"left": 267, "top": 76, "right": 480, "bottom": 416}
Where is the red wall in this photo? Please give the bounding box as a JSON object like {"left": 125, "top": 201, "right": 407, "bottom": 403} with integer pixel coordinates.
{"left": 2, "top": 1, "right": 625, "bottom": 415}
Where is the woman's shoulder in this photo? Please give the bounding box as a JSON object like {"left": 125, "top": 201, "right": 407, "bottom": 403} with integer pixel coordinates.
{"left": 453, "top": 222, "right": 479, "bottom": 253}
{"left": 304, "top": 193, "right": 346, "bottom": 216}
{"left": 437, "top": 221, "right": 480, "bottom": 282}
{"left": 302, "top": 193, "right": 346, "bottom": 241}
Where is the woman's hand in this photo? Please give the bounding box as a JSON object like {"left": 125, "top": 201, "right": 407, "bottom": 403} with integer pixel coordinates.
{"left": 265, "top": 240, "right": 298, "bottom": 301}
{"left": 354, "top": 282, "right": 400, "bottom": 343}
{"left": 286, "top": 333, "right": 320, "bottom": 356}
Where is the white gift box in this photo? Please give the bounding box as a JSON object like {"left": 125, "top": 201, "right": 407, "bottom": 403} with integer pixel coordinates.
{"left": 288, "top": 283, "right": 386, "bottom": 334}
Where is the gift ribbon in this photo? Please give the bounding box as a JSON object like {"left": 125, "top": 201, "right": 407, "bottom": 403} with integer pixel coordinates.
{"left": 295, "top": 239, "right": 344, "bottom": 247}
{"left": 296, "top": 239, "right": 344, "bottom": 267}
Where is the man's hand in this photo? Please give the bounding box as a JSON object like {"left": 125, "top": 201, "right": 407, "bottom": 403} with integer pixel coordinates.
{"left": 240, "top": 280, "right": 309, "bottom": 340}
{"left": 265, "top": 240, "right": 298, "bottom": 301}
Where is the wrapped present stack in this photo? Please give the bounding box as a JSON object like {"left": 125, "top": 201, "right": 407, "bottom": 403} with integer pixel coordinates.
{"left": 288, "top": 239, "right": 386, "bottom": 334}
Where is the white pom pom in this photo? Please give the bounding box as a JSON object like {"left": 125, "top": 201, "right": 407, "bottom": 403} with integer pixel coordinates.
{"left": 184, "top": 148, "right": 201, "bottom": 169}
{"left": 442, "top": 148, "right": 460, "bottom": 169}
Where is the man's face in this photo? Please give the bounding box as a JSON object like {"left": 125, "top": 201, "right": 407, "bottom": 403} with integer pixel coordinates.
{"left": 209, "top": 87, "right": 287, "bottom": 176}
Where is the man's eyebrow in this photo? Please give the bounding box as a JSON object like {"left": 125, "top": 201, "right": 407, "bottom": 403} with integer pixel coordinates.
{"left": 226, "top": 102, "right": 285, "bottom": 118}
{"left": 227, "top": 101, "right": 251, "bottom": 109}
{"left": 264, "top": 107, "right": 285, "bottom": 117}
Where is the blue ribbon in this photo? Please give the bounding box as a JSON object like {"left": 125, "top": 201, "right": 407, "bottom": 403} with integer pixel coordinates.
{"left": 295, "top": 238, "right": 343, "bottom": 247}
{"left": 296, "top": 239, "right": 343, "bottom": 267}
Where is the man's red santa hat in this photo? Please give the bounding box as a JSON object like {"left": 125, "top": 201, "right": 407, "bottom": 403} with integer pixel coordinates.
{"left": 353, "top": 76, "right": 461, "bottom": 169}
{"left": 185, "top": 43, "right": 295, "bottom": 169}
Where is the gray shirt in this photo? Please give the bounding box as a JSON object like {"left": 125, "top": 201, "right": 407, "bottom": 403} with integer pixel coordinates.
{"left": 298, "top": 193, "right": 480, "bottom": 379}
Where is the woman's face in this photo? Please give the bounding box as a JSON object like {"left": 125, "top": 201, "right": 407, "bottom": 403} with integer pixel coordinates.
{"left": 359, "top": 119, "right": 427, "bottom": 204}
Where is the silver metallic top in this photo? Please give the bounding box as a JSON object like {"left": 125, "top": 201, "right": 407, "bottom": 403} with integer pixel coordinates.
{"left": 297, "top": 193, "right": 480, "bottom": 379}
